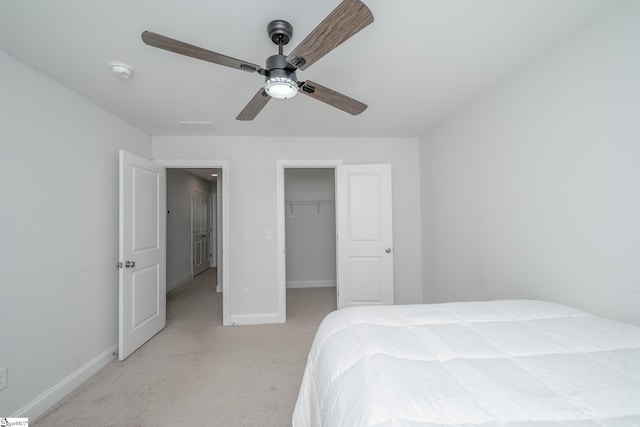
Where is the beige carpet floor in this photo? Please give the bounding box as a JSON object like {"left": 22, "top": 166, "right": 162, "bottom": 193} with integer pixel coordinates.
{"left": 34, "top": 269, "right": 336, "bottom": 426}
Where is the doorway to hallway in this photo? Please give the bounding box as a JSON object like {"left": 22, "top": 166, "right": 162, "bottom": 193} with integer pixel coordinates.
{"left": 166, "top": 168, "right": 220, "bottom": 293}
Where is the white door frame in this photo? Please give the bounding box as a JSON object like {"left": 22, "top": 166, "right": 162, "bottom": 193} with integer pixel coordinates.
{"left": 276, "top": 159, "right": 342, "bottom": 323}
{"left": 155, "top": 159, "right": 230, "bottom": 325}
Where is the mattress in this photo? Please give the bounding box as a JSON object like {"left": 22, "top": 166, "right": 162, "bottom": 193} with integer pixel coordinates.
{"left": 292, "top": 300, "right": 640, "bottom": 427}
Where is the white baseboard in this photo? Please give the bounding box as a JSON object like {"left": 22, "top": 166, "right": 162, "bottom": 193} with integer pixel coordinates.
{"left": 216, "top": 284, "right": 222, "bottom": 293}
{"left": 286, "top": 280, "right": 336, "bottom": 289}
{"left": 166, "top": 274, "right": 193, "bottom": 293}
{"left": 225, "top": 312, "right": 280, "bottom": 326}
{"left": 14, "top": 343, "right": 117, "bottom": 420}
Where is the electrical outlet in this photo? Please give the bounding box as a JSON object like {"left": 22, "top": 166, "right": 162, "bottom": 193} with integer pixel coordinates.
{"left": 0, "top": 366, "right": 7, "bottom": 391}
{"left": 242, "top": 288, "right": 250, "bottom": 299}
{"left": 265, "top": 229, "right": 272, "bottom": 240}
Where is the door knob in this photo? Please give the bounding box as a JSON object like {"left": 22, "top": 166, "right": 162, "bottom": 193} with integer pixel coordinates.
{"left": 385, "top": 248, "right": 392, "bottom": 253}
{"left": 125, "top": 260, "right": 136, "bottom": 268}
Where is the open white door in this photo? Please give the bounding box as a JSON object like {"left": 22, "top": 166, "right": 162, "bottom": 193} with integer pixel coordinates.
{"left": 336, "top": 164, "right": 393, "bottom": 309}
{"left": 119, "top": 150, "right": 166, "bottom": 361}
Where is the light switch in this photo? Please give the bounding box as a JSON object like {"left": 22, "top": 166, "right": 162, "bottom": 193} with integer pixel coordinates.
{"left": 265, "top": 229, "right": 272, "bottom": 240}
{"left": 242, "top": 230, "right": 253, "bottom": 240}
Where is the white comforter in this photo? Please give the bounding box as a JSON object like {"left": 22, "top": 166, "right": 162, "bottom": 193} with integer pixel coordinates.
{"left": 292, "top": 300, "right": 640, "bottom": 427}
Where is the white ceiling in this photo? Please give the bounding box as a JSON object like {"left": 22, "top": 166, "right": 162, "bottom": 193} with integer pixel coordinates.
{"left": 0, "top": 0, "right": 622, "bottom": 138}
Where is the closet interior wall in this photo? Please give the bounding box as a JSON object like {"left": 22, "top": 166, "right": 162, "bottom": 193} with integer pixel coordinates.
{"left": 284, "top": 168, "right": 337, "bottom": 289}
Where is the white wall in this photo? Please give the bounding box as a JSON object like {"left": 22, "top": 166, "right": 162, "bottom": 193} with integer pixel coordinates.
{"left": 0, "top": 52, "right": 151, "bottom": 416}
{"left": 153, "top": 137, "right": 423, "bottom": 319}
{"left": 285, "top": 168, "right": 336, "bottom": 288}
{"left": 166, "top": 169, "right": 214, "bottom": 291}
{"left": 420, "top": 0, "right": 640, "bottom": 325}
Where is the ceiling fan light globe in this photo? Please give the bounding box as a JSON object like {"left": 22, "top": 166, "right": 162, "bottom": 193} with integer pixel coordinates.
{"left": 265, "top": 77, "right": 298, "bottom": 99}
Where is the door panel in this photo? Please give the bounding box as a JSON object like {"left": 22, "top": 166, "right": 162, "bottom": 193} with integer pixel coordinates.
{"left": 131, "top": 265, "right": 160, "bottom": 328}
{"left": 133, "top": 167, "right": 160, "bottom": 250}
{"left": 119, "top": 150, "right": 166, "bottom": 361}
{"left": 347, "top": 174, "right": 381, "bottom": 241}
{"left": 347, "top": 256, "right": 384, "bottom": 302}
{"left": 337, "top": 164, "right": 393, "bottom": 309}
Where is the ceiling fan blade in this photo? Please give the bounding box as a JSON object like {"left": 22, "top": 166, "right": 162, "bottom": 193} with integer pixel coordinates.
{"left": 141, "top": 31, "right": 262, "bottom": 73}
{"left": 287, "top": 0, "right": 373, "bottom": 71}
{"left": 236, "top": 89, "right": 272, "bottom": 121}
{"left": 299, "top": 80, "right": 367, "bottom": 115}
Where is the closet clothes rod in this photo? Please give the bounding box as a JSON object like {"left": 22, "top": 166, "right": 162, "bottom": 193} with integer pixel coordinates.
{"left": 285, "top": 200, "right": 334, "bottom": 204}
{"left": 285, "top": 200, "right": 335, "bottom": 218}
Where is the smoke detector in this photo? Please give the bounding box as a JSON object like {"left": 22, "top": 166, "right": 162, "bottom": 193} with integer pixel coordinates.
{"left": 110, "top": 62, "right": 133, "bottom": 79}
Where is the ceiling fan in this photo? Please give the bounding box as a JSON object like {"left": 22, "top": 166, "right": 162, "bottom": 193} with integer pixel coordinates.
{"left": 141, "top": 0, "right": 373, "bottom": 121}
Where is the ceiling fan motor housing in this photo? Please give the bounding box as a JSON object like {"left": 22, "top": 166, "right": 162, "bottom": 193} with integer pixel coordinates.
{"left": 266, "top": 54, "right": 297, "bottom": 81}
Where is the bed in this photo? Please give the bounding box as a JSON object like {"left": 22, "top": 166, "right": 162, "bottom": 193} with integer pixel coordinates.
{"left": 292, "top": 300, "right": 640, "bottom": 426}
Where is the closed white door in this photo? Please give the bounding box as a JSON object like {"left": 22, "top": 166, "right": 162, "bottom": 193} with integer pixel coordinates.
{"left": 119, "top": 150, "right": 166, "bottom": 361}
{"left": 336, "top": 164, "right": 393, "bottom": 309}
{"left": 192, "top": 191, "right": 210, "bottom": 276}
